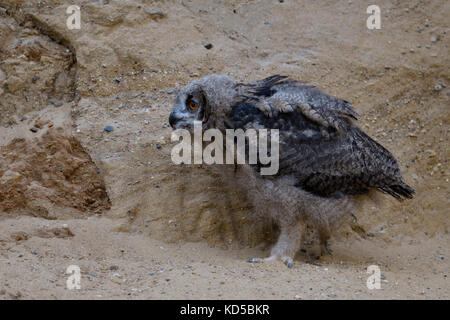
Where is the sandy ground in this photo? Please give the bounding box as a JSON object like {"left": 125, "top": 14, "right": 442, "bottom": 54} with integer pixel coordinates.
{"left": 0, "top": 0, "right": 449, "bottom": 299}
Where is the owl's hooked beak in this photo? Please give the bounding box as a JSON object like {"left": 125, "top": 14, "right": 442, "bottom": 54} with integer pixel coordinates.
{"left": 169, "top": 111, "right": 181, "bottom": 128}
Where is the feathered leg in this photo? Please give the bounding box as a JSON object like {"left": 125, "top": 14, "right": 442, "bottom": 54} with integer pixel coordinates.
{"left": 318, "top": 227, "right": 333, "bottom": 256}
{"left": 248, "top": 220, "right": 304, "bottom": 268}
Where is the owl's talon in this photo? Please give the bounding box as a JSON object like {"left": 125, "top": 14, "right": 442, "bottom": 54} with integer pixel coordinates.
{"left": 247, "top": 257, "right": 263, "bottom": 263}
{"left": 321, "top": 240, "right": 333, "bottom": 256}
{"left": 283, "top": 257, "right": 293, "bottom": 269}
{"left": 248, "top": 256, "right": 294, "bottom": 268}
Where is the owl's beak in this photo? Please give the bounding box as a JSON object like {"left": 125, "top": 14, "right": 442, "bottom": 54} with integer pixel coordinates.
{"left": 169, "top": 111, "right": 181, "bottom": 128}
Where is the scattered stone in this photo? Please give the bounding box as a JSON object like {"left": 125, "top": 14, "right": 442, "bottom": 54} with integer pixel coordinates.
{"left": 156, "top": 144, "right": 162, "bottom": 149}
{"left": 104, "top": 126, "right": 114, "bottom": 132}
{"left": 204, "top": 43, "right": 213, "bottom": 50}
{"left": 30, "top": 127, "right": 38, "bottom": 133}
{"left": 166, "top": 89, "right": 175, "bottom": 94}
{"left": 114, "top": 77, "right": 121, "bottom": 83}
{"left": 147, "top": 9, "right": 166, "bottom": 19}
{"left": 109, "top": 265, "right": 119, "bottom": 271}
{"left": 88, "top": 271, "right": 97, "bottom": 277}
{"left": 425, "top": 149, "right": 436, "bottom": 158}
{"left": 437, "top": 255, "right": 445, "bottom": 260}
{"left": 434, "top": 84, "right": 443, "bottom": 91}
{"left": 430, "top": 35, "right": 439, "bottom": 43}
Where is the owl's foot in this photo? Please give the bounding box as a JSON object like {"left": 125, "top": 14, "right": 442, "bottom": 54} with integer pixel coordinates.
{"left": 247, "top": 255, "right": 294, "bottom": 268}
{"left": 320, "top": 240, "right": 333, "bottom": 256}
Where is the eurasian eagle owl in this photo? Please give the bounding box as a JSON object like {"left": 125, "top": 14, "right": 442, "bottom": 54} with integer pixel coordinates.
{"left": 169, "top": 74, "right": 414, "bottom": 268}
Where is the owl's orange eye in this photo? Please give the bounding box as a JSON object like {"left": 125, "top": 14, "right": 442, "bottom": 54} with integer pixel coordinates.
{"left": 188, "top": 100, "right": 198, "bottom": 110}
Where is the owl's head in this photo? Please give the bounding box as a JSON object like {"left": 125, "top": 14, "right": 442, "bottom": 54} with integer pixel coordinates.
{"left": 169, "top": 74, "right": 237, "bottom": 131}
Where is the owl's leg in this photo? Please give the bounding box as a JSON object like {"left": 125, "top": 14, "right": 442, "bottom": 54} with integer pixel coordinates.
{"left": 248, "top": 221, "right": 304, "bottom": 268}
{"left": 319, "top": 229, "right": 333, "bottom": 256}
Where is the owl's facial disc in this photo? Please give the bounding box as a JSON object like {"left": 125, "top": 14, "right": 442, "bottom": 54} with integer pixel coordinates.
{"left": 169, "top": 88, "right": 206, "bottom": 131}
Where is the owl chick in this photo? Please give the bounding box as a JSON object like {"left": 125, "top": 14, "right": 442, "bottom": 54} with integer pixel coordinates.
{"left": 169, "top": 74, "right": 414, "bottom": 268}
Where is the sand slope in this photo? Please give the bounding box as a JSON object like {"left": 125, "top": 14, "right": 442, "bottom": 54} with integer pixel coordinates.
{"left": 0, "top": 0, "right": 448, "bottom": 299}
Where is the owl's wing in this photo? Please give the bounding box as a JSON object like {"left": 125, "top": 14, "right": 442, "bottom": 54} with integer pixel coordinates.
{"left": 238, "top": 75, "right": 359, "bottom": 132}
{"left": 277, "top": 124, "right": 414, "bottom": 200}
{"left": 230, "top": 76, "right": 414, "bottom": 200}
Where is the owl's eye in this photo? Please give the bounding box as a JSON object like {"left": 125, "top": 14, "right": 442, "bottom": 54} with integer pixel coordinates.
{"left": 188, "top": 100, "right": 198, "bottom": 110}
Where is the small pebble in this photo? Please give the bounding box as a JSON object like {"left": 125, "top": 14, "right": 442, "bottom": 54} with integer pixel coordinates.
{"left": 104, "top": 126, "right": 114, "bottom": 132}
{"left": 114, "top": 77, "right": 121, "bottom": 83}
{"left": 147, "top": 9, "right": 166, "bottom": 19}
{"left": 156, "top": 144, "right": 161, "bottom": 149}
{"left": 109, "top": 265, "right": 119, "bottom": 271}
{"left": 204, "top": 43, "right": 213, "bottom": 50}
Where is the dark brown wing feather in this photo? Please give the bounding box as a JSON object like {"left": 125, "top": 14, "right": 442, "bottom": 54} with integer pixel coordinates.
{"left": 228, "top": 76, "right": 415, "bottom": 200}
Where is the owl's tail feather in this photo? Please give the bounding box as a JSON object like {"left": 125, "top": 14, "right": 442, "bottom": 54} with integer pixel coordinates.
{"left": 379, "top": 182, "right": 415, "bottom": 201}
